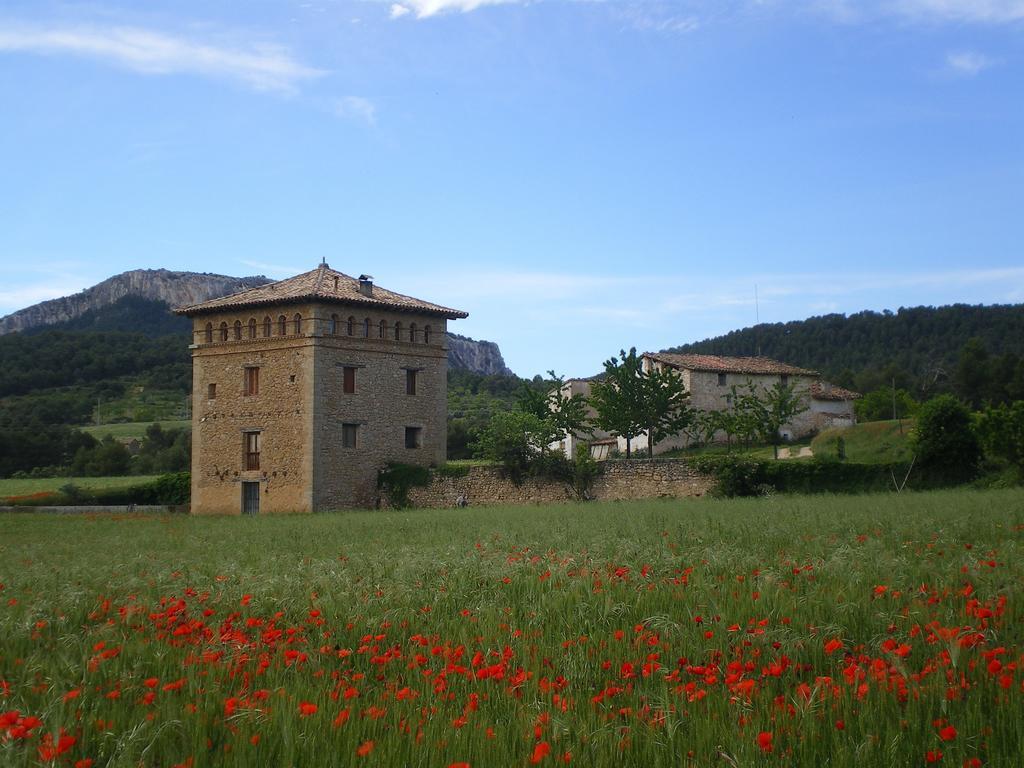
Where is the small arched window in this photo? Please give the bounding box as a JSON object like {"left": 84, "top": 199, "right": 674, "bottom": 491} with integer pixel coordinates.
{"left": 409, "top": 322, "right": 417, "bottom": 343}
{"left": 278, "top": 315, "right": 287, "bottom": 336}
{"left": 424, "top": 325, "right": 431, "bottom": 345}
{"left": 347, "top": 316, "right": 355, "bottom": 336}
{"left": 204, "top": 322, "right": 213, "bottom": 344}
{"left": 233, "top": 320, "right": 242, "bottom": 341}
{"left": 219, "top": 322, "right": 228, "bottom": 342}
{"left": 263, "top": 316, "right": 271, "bottom": 337}
{"left": 394, "top": 321, "right": 402, "bottom": 341}
{"left": 293, "top": 313, "right": 302, "bottom": 335}
{"left": 379, "top": 320, "right": 386, "bottom": 339}
{"left": 364, "top": 318, "right": 371, "bottom": 338}
{"left": 248, "top": 318, "right": 257, "bottom": 339}
{"left": 330, "top": 314, "right": 339, "bottom": 335}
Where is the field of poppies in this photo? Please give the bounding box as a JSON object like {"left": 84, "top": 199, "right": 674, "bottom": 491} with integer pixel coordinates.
{"left": 2, "top": 488, "right": 1023, "bottom": 767}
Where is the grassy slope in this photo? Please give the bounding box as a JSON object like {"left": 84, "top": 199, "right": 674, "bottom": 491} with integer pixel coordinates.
{"left": 0, "top": 475, "right": 160, "bottom": 498}
{"left": 812, "top": 419, "right": 915, "bottom": 463}
{"left": 1, "top": 489, "right": 1021, "bottom": 767}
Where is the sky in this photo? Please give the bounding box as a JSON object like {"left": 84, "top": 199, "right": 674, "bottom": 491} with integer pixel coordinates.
{"left": 0, "top": 0, "right": 1022, "bottom": 377}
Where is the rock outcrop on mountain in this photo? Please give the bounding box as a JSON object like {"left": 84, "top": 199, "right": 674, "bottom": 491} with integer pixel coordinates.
{"left": 447, "top": 333, "right": 514, "bottom": 377}
{"left": 0, "top": 269, "right": 515, "bottom": 377}
{"left": 0, "top": 269, "right": 271, "bottom": 335}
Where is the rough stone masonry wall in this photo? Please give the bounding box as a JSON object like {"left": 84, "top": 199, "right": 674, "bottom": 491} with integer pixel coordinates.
{"left": 393, "top": 459, "right": 714, "bottom": 509}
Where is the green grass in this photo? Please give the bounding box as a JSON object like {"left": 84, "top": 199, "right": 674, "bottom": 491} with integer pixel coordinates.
{"left": 1, "top": 489, "right": 1022, "bottom": 767}
{"left": 661, "top": 437, "right": 814, "bottom": 461}
{"left": 812, "top": 419, "right": 915, "bottom": 464}
{"left": 81, "top": 420, "right": 191, "bottom": 441}
{"left": 0, "top": 475, "right": 160, "bottom": 500}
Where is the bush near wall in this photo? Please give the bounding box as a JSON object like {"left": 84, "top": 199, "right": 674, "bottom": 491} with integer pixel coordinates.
{"left": 689, "top": 455, "right": 943, "bottom": 497}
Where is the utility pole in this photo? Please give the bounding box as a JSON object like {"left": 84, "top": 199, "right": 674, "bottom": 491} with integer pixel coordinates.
{"left": 892, "top": 377, "right": 903, "bottom": 434}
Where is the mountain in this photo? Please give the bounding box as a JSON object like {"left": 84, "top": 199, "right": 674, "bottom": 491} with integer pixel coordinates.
{"left": 665, "top": 304, "right": 1024, "bottom": 396}
{"left": 0, "top": 269, "right": 513, "bottom": 376}
{"left": 0, "top": 269, "right": 271, "bottom": 335}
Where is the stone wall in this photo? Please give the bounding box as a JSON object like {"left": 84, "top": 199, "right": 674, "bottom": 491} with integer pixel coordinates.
{"left": 389, "top": 459, "right": 714, "bottom": 509}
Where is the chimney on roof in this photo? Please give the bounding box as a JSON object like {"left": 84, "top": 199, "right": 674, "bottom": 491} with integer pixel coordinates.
{"left": 333, "top": 276, "right": 339, "bottom": 292}
{"left": 358, "top": 274, "right": 374, "bottom": 297}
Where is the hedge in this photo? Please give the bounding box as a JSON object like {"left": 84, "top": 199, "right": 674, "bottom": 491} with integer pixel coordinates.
{"left": 689, "top": 455, "right": 943, "bottom": 497}
{"left": 3, "top": 473, "right": 190, "bottom": 507}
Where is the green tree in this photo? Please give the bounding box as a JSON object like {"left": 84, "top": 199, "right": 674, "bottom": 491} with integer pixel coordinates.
{"left": 741, "top": 380, "right": 809, "bottom": 459}
{"left": 589, "top": 349, "right": 646, "bottom": 457}
{"left": 855, "top": 387, "right": 918, "bottom": 423}
{"left": 637, "top": 365, "right": 695, "bottom": 458}
{"left": 954, "top": 338, "right": 991, "bottom": 410}
{"left": 472, "top": 411, "right": 559, "bottom": 482}
{"left": 516, "top": 371, "right": 591, "bottom": 444}
{"left": 913, "top": 395, "right": 981, "bottom": 483}
{"left": 975, "top": 401, "right": 1024, "bottom": 471}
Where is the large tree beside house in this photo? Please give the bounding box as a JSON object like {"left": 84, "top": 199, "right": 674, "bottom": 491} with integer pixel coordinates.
{"left": 590, "top": 348, "right": 694, "bottom": 458}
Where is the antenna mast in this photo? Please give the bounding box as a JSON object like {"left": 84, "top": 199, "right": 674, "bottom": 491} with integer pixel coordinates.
{"left": 755, "top": 284, "right": 761, "bottom": 357}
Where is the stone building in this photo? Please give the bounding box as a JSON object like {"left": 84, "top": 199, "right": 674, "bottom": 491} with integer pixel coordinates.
{"left": 642, "top": 353, "right": 859, "bottom": 449}
{"left": 555, "top": 353, "right": 859, "bottom": 458}
{"left": 175, "top": 263, "right": 467, "bottom": 514}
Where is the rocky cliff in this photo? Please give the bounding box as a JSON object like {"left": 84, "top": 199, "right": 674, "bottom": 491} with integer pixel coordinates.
{"left": 447, "top": 333, "right": 514, "bottom": 377}
{"left": 0, "top": 269, "right": 514, "bottom": 376}
{"left": 0, "top": 269, "right": 271, "bottom": 335}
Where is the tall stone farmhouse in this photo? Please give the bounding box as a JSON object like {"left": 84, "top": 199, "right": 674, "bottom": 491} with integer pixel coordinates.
{"left": 557, "top": 352, "right": 859, "bottom": 458}
{"left": 175, "top": 263, "right": 467, "bottom": 515}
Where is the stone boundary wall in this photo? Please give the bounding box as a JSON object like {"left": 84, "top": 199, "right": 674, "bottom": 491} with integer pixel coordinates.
{"left": 0, "top": 505, "right": 189, "bottom": 515}
{"left": 396, "top": 459, "right": 714, "bottom": 509}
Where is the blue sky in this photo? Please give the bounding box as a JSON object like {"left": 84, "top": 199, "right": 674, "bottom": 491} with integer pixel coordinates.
{"left": 1, "top": 1, "right": 1022, "bottom": 377}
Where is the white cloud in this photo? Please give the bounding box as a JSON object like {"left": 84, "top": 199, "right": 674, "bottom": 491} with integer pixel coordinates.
{"left": 946, "top": 50, "right": 994, "bottom": 74}
{"left": 894, "top": 0, "right": 1024, "bottom": 23}
{"left": 236, "top": 259, "right": 303, "bottom": 278}
{"left": 388, "top": 0, "right": 518, "bottom": 19}
{"left": 0, "top": 23, "right": 324, "bottom": 93}
{"left": 334, "top": 95, "right": 378, "bottom": 125}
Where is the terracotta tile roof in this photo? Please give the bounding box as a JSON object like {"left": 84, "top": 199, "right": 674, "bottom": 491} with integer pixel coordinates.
{"left": 174, "top": 263, "right": 468, "bottom": 319}
{"left": 645, "top": 352, "right": 819, "bottom": 377}
{"left": 809, "top": 382, "right": 861, "bottom": 401}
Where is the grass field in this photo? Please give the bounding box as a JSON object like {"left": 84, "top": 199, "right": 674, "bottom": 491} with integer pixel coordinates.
{"left": 81, "top": 421, "right": 191, "bottom": 441}
{"left": 2, "top": 490, "right": 1022, "bottom": 767}
{"left": 0, "top": 475, "right": 160, "bottom": 500}
{"left": 812, "top": 419, "right": 915, "bottom": 464}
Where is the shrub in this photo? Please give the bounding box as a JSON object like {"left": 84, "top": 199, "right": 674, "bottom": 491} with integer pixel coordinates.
{"left": 913, "top": 395, "right": 981, "bottom": 484}
{"left": 378, "top": 463, "right": 432, "bottom": 509}
{"left": 472, "top": 411, "right": 559, "bottom": 483}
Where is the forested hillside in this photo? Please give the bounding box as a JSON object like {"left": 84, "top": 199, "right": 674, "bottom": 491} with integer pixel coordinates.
{"left": 667, "top": 304, "right": 1024, "bottom": 396}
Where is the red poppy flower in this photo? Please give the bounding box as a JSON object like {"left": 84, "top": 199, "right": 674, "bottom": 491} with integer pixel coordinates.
{"left": 298, "top": 702, "right": 318, "bottom": 717}
{"left": 757, "top": 731, "right": 773, "bottom": 753}
{"left": 939, "top": 725, "right": 957, "bottom": 741}
{"left": 531, "top": 741, "right": 551, "bottom": 764}
{"left": 926, "top": 750, "right": 943, "bottom": 763}
{"left": 356, "top": 741, "right": 374, "bottom": 757}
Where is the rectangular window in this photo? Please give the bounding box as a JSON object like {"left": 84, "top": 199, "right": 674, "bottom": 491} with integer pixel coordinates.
{"left": 343, "top": 366, "right": 356, "bottom": 394}
{"left": 342, "top": 423, "right": 358, "bottom": 449}
{"left": 244, "top": 431, "right": 261, "bottom": 470}
{"left": 405, "top": 426, "right": 422, "bottom": 449}
{"left": 717, "top": 373, "right": 727, "bottom": 387}
{"left": 406, "top": 369, "right": 417, "bottom": 396}
{"left": 780, "top": 374, "right": 789, "bottom": 386}
{"left": 207, "top": 383, "right": 216, "bottom": 400}
{"left": 244, "top": 366, "right": 259, "bottom": 396}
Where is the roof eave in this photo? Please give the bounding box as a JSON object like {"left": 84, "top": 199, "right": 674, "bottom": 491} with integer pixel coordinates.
{"left": 174, "top": 294, "right": 468, "bottom": 319}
